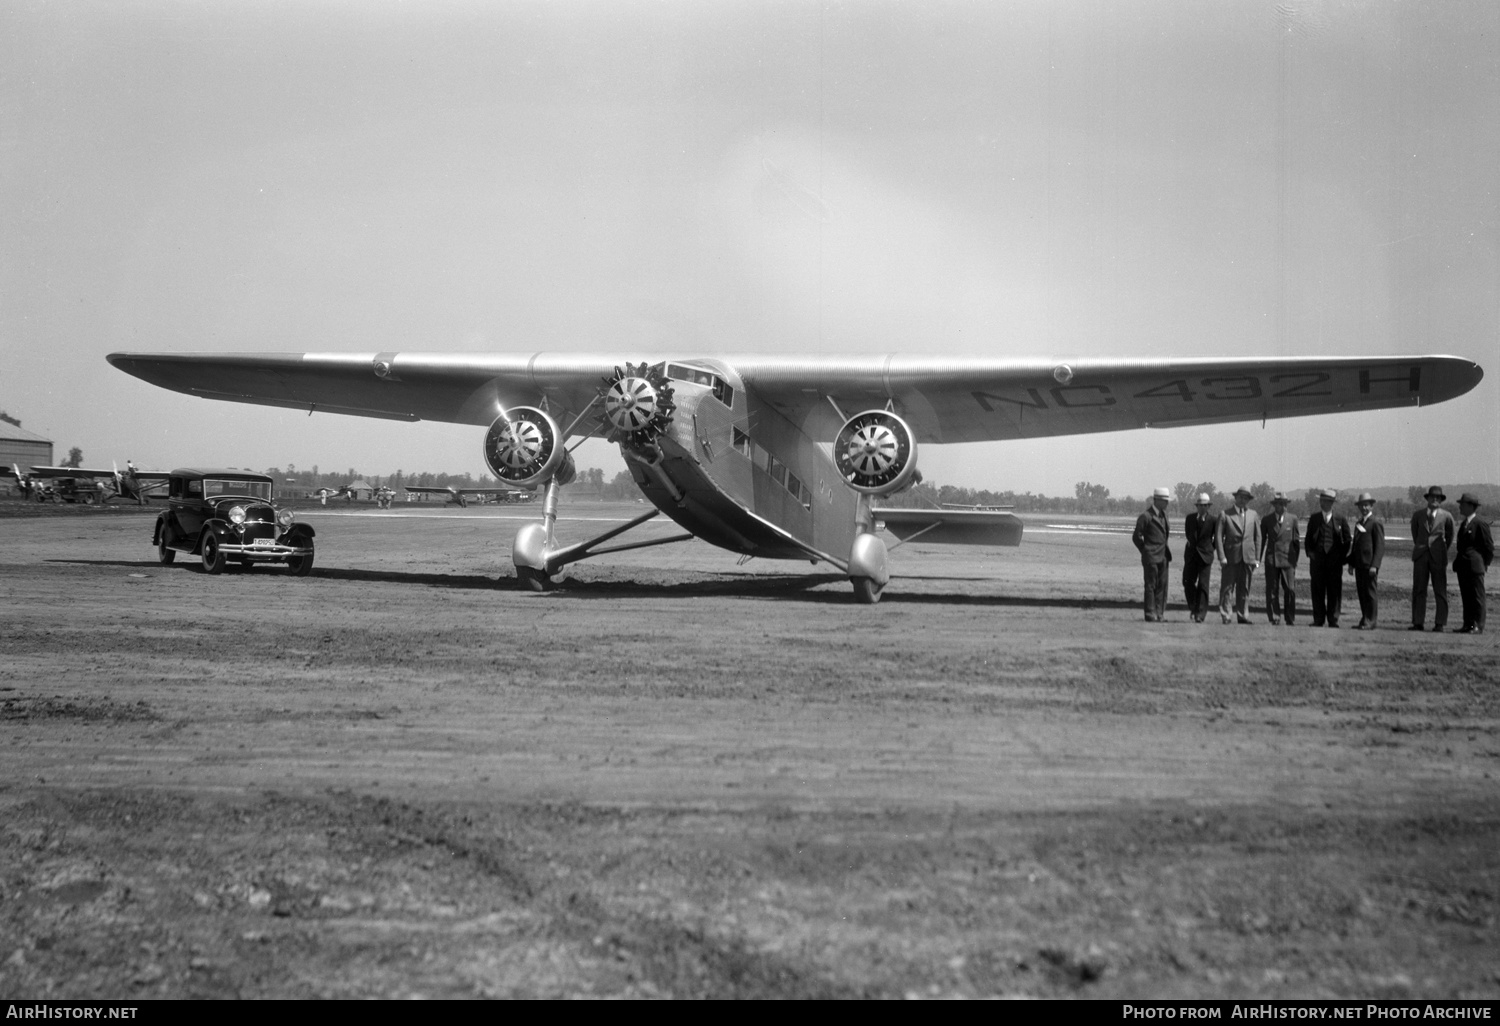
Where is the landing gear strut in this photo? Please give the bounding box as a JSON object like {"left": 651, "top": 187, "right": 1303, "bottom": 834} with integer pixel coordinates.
{"left": 510, "top": 473, "right": 694, "bottom": 590}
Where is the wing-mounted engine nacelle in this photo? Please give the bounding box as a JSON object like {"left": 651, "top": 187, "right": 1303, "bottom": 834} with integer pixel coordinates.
{"left": 483, "top": 406, "right": 573, "bottom": 487}
{"left": 834, "top": 410, "right": 919, "bottom": 495}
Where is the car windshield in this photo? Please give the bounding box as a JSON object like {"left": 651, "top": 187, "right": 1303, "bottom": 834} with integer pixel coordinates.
{"left": 204, "top": 478, "right": 272, "bottom": 501}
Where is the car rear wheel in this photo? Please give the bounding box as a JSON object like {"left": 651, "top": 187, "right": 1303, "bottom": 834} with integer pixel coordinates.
{"left": 157, "top": 537, "right": 176, "bottom": 565}
{"left": 287, "top": 545, "right": 314, "bottom": 577}
{"left": 201, "top": 534, "right": 226, "bottom": 575}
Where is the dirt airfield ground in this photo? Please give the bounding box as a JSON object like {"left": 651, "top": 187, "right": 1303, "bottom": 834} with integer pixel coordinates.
{"left": 1, "top": 498, "right": 1497, "bottom": 999}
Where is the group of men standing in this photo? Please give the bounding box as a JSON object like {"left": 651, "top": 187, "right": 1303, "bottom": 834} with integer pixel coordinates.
{"left": 1132, "top": 486, "right": 1493, "bottom": 633}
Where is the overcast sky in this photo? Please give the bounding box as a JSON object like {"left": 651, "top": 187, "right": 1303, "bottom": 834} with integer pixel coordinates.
{"left": 3, "top": 0, "right": 1497, "bottom": 498}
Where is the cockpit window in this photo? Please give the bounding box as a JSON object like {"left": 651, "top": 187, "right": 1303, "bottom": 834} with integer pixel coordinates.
{"left": 204, "top": 478, "right": 272, "bottom": 500}
{"left": 667, "top": 364, "right": 734, "bottom": 407}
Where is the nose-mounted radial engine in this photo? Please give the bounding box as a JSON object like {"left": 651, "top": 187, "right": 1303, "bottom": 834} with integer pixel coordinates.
{"left": 600, "top": 362, "right": 676, "bottom": 455}
{"left": 833, "top": 409, "right": 920, "bottom": 604}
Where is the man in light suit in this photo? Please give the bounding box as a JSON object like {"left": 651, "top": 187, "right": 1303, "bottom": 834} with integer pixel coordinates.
{"left": 1132, "top": 487, "right": 1173, "bottom": 621}
{"left": 1182, "top": 493, "right": 1218, "bottom": 623}
{"left": 1305, "top": 489, "right": 1350, "bottom": 627}
{"left": 1216, "top": 486, "right": 1261, "bottom": 624}
{"left": 1454, "top": 492, "right": 1494, "bottom": 634}
{"left": 1410, "top": 485, "right": 1456, "bottom": 632}
{"left": 1347, "top": 491, "right": 1385, "bottom": 630}
{"left": 1259, "top": 492, "right": 1300, "bottom": 625}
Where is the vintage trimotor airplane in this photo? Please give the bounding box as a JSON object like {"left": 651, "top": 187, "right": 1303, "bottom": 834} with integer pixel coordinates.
{"left": 106, "top": 351, "right": 1483, "bottom": 601}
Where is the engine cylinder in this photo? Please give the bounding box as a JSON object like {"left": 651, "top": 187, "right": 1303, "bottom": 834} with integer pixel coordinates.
{"left": 482, "top": 407, "right": 567, "bottom": 486}
{"left": 833, "top": 410, "right": 919, "bottom": 494}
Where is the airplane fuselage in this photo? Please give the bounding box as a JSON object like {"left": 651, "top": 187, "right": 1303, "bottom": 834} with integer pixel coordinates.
{"left": 624, "top": 360, "right": 861, "bottom": 565}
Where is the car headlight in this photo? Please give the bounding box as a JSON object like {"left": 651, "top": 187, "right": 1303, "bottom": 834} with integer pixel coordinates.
{"left": 228, "top": 505, "right": 247, "bottom": 525}
{"left": 277, "top": 509, "right": 294, "bottom": 529}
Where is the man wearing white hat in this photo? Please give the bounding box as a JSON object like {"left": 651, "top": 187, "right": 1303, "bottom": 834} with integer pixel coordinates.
{"left": 1347, "top": 491, "right": 1385, "bottom": 629}
{"left": 1259, "top": 492, "right": 1300, "bottom": 625}
{"left": 1215, "top": 486, "right": 1261, "bottom": 624}
{"left": 1304, "top": 489, "right": 1350, "bottom": 627}
{"left": 1132, "top": 487, "right": 1173, "bottom": 622}
{"left": 1409, "top": 486, "right": 1455, "bottom": 632}
{"left": 1182, "top": 492, "right": 1218, "bottom": 623}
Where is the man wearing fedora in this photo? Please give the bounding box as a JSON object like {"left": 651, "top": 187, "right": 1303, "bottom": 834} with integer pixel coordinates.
{"left": 1304, "top": 488, "right": 1350, "bottom": 627}
{"left": 1409, "top": 486, "right": 1456, "bottom": 632}
{"left": 1182, "top": 492, "right": 1218, "bottom": 623}
{"left": 1215, "top": 486, "right": 1260, "bottom": 624}
{"left": 1453, "top": 493, "right": 1493, "bottom": 634}
{"left": 1133, "top": 487, "right": 1173, "bottom": 622}
{"left": 1347, "top": 492, "right": 1385, "bottom": 630}
{"left": 1259, "top": 492, "right": 1300, "bottom": 625}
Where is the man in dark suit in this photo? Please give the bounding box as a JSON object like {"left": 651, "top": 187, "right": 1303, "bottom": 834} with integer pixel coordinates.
{"left": 1216, "top": 486, "right": 1261, "bottom": 624}
{"left": 1410, "top": 485, "right": 1456, "bottom": 632}
{"left": 1132, "top": 487, "right": 1173, "bottom": 622}
{"left": 1347, "top": 491, "right": 1385, "bottom": 630}
{"left": 1182, "top": 492, "right": 1218, "bottom": 623}
{"left": 1453, "top": 492, "right": 1494, "bottom": 634}
{"left": 1305, "top": 489, "right": 1350, "bottom": 627}
{"left": 1259, "top": 492, "right": 1300, "bottom": 625}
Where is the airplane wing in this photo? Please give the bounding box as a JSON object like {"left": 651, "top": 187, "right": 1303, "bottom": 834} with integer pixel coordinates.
{"left": 874, "top": 507, "right": 1024, "bottom": 547}
{"left": 28, "top": 465, "right": 120, "bottom": 479}
{"left": 106, "top": 351, "right": 1483, "bottom": 443}
{"left": 402, "top": 486, "right": 457, "bottom": 495}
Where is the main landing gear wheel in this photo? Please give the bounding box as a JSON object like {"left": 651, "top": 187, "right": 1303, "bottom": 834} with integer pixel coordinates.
{"left": 201, "top": 534, "right": 226, "bottom": 575}
{"left": 158, "top": 537, "right": 176, "bottom": 565}
{"left": 852, "top": 577, "right": 883, "bottom": 604}
{"left": 516, "top": 565, "right": 552, "bottom": 592}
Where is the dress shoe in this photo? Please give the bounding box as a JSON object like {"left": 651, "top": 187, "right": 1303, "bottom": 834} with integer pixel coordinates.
{"left": 1431, "top": 626, "right": 1445, "bottom": 633}
{"left": 1237, "top": 617, "right": 1253, "bottom": 625}
{"left": 1457, "top": 626, "right": 1477, "bottom": 634}
{"left": 1408, "top": 624, "right": 1425, "bottom": 632}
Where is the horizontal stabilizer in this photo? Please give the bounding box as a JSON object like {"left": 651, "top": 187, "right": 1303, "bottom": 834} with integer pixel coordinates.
{"left": 873, "top": 507, "right": 1024, "bottom": 547}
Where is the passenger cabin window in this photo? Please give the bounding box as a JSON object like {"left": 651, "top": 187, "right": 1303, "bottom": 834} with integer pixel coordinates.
{"left": 732, "top": 428, "right": 751, "bottom": 457}
{"left": 170, "top": 477, "right": 184, "bottom": 498}
{"left": 186, "top": 480, "right": 202, "bottom": 496}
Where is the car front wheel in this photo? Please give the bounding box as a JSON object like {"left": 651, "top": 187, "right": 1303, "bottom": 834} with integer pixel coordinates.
{"left": 158, "top": 537, "right": 176, "bottom": 565}
{"left": 287, "top": 545, "right": 314, "bottom": 577}
{"left": 201, "top": 534, "right": 226, "bottom": 575}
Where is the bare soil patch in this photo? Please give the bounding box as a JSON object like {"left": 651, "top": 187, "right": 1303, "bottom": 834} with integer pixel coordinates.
{"left": 1, "top": 501, "right": 1496, "bottom": 998}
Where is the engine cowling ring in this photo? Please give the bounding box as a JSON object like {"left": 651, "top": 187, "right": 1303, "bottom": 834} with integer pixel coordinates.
{"left": 600, "top": 362, "right": 675, "bottom": 444}
{"left": 483, "top": 407, "right": 566, "bottom": 486}
{"left": 833, "top": 410, "right": 919, "bottom": 494}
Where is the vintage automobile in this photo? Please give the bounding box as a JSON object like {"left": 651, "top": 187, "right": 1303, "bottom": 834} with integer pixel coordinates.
{"left": 153, "top": 469, "right": 315, "bottom": 575}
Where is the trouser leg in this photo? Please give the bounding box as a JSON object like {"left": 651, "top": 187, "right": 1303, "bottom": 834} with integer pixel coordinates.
{"left": 1219, "top": 565, "right": 1235, "bottom": 621}
{"left": 1325, "top": 564, "right": 1343, "bottom": 625}
{"left": 1281, "top": 569, "right": 1297, "bottom": 623}
{"left": 1412, "top": 559, "right": 1429, "bottom": 626}
{"left": 1431, "top": 560, "right": 1449, "bottom": 628}
{"left": 1194, "top": 562, "right": 1212, "bottom": 621}
{"left": 1355, "top": 567, "right": 1377, "bottom": 625}
{"left": 1310, "top": 564, "right": 1327, "bottom": 625}
{"left": 1264, "top": 568, "right": 1281, "bottom": 622}
{"left": 1153, "top": 562, "right": 1168, "bottom": 620}
{"left": 1234, "top": 564, "right": 1252, "bottom": 619}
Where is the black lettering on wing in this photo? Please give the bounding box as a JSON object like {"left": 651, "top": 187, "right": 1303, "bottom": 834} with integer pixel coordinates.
{"left": 972, "top": 388, "right": 1047, "bottom": 413}
{"left": 1269, "top": 372, "right": 1332, "bottom": 398}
